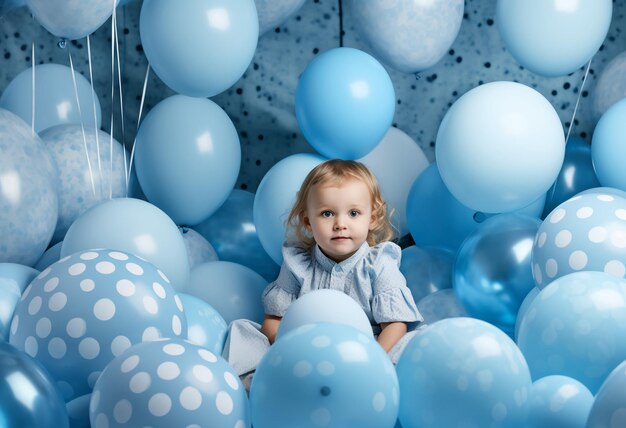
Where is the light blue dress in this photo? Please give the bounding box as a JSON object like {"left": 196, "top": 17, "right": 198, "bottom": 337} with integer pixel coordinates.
{"left": 222, "top": 241, "right": 424, "bottom": 375}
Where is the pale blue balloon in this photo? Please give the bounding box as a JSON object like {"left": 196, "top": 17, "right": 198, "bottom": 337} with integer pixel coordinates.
{"left": 66, "top": 394, "right": 90, "bottom": 428}
{"left": 0, "top": 263, "right": 39, "bottom": 341}
{"left": 251, "top": 323, "right": 399, "bottom": 428}
{"left": 0, "top": 64, "right": 101, "bottom": 133}
{"left": 514, "top": 286, "right": 539, "bottom": 341}
{"left": 496, "top": 0, "right": 612, "bottom": 77}
{"left": 346, "top": 0, "right": 463, "bottom": 73}
{"left": 60, "top": 198, "right": 190, "bottom": 291}
{"left": 178, "top": 292, "right": 227, "bottom": 355}
{"left": 592, "top": 97, "right": 626, "bottom": 192}
{"left": 592, "top": 50, "right": 626, "bottom": 120}
{"left": 295, "top": 47, "right": 395, "bottom": 159}
{"left": 253, "top": 153, "right": 325, "bottom": 265}
{"left": 255, "top": 0, "right": 306, "bottom": 35}
{"left": 586, "top": 359, "right": 626, "bottom": 428}
{"left": 577, "top": 186, "right": 626, "bottom": 199}
{"left": 436, "top": 81, "right": 565, "bottom": 213}
{"left": 0, "top": 109, "right": 58, "bottom": 266}
{"left": 400, "top": 245, "right": 454, "bottom": 303}
{"left": 397, "top": 318, "right": 531, "bottom": 428}
{"left": 134, "top": 95, "right": 241, "bottom": 226}
{"left": 526, "top": 375, "right": 593, "bottom": 428}
{"left": 34, "top": 242, "right": 62, "bottom": 271}
{"left": 140, "top": 0, "right": 258, "bottom": 97}
{"left": 180, "top": 228, "right": 218, "bottom": 271}
{"left": 415, "top": 289, "right": 466, "bottom": 326}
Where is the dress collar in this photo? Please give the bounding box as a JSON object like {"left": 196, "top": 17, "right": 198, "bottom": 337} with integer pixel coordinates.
{"left": 313, "top": 241, "right": 370, "bottom": 273}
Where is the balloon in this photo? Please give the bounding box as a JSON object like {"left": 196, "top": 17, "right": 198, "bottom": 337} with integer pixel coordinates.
{"left": 514, "top": 286, "right": 539, "bottom": 341}
{"left": 542, "top": 137, "right": 600, "bottom": 218}
{"left": 436, "top": 81, "right": 565, "bottom": 213}
{"left": 532, "top": 191, "right": 626, "bottom": 288}
{"left": 295, "top": 47, "right": 395, "bottom": 159}
{"left": 134, "top": 95, "right": 240, "bottom": 226}
{"left": 454, "top": 213, "right": 541, "bottom": 336}
{"left": 276, "top": 289, "right": 373, "bottom": 340}
{"left": 34, "top": 242, "right": 62, "bottom": 271}
{"left": 396, "top": 318, "right": 531, "bottom": 428}
{"left": 400, "top": 245, "right": 453, "bottom": 302}
{"left": 61, "top": 198, "right": 190, "bottom": 291}
{"left": 592, "top": 97, "right": 626, "bottom": 192}
{"left": 91, "top": 338, "right": 250, "bottom": 427}
{"left": 592, "top": 50, "right": 626, "bottom": 120}
{"left": 193, "top": 189, "right": 280, "bottom": 282}
{"left": 180, "top": 228, "right": 218, "bottom": 271}
{"left": 251, "top": 323, "right": 399, "bottom": 428}
{"left": 346, "top": 0, "right": 463, "bottom": 73}
{"left": 359, "top": 127, "right": 429, "bottom": 235}
{"left": 40, "top": 125, "right": 128, "bottom": 244}
{"left": 26, "top": 0, "right": 118, "bottom": 39}
{"left": 0, "top": 109, "right": 58, "bottom": 266}
{"left": 9, "top": 249, "right": 186, "bottom": 401}
{"left": 496, "top": 0, "right": 612, "bottom": 77}
{"left": 577, "top": 186, "right": 626, "bottom": 199}
{"left": 526, "top": 375, "right": 593, "bottom": 428}
{"left": 0, "top": 342, "right": 69, "bottom": 428}
{"left": 253, "top": 153, "right": 325, "bottom": 265}
{"left": 586, "top": 359, "right": 626, "bottom": 428}
{"left": 517, "top": 271, "right": 626, "bottom": 394}
{"left": 66, "top": 394, "right": 91, "bottom": 428}
{"left": 255, "top": 0, "right": 306, "bottom": 35}
{"left": 0, "top": 263, "right": 39, "bottom": 340}
{"left": 178, "top": 292, "right": 228, "bottom": 355}
{"left": 185, "top": 261, "right": 267, "bottom": 325}
{"left": 415, "top": 289, "right": 466, "bottom": 325}
{"left": 140, "top": 0, "right": 258, "bottom": 97}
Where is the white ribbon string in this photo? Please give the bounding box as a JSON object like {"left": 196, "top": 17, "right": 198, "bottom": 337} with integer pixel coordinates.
{"left": 126, "top": 63, "right": 150, "bottom": 196}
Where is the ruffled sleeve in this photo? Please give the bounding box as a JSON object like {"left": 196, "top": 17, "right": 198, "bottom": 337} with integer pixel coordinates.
{"left": 261, "top": 244, "right": 311, "bottom": 316}
{"left": 369, "top": 242, "right": 423, "bottom": 324}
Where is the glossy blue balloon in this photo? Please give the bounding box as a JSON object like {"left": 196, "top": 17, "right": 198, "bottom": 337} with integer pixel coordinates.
{"left": 0, "top": 64, "right": 101, "bottom": 133}
{"left": 592, "top": 97, "right": 626, "bottom": 192}
{"left": 0, "top": 109, "right": 58, "bottom": 266}
{"left": 514, "top": 286, "right": 539, "bottom": 341}
{"left": 295, "top": 47, "right": 395, "bottom": 159}
{"left": 586, "top": 359, "right": 626, "bottom": 428}
{"left": 140, "top": 0, "right": 258, "bottom": 97}
{"left": 180, "top": 228, "right": 218, "bottom": 271}
{"left": 194, "top": 189, "right": 279, "bottom": 282}
{"left": 397, "top": 318, "right": 531, "bottom": 428}
{"left": 0, "top": 263, "right": 39, "bottom": 341}
{"left": 178, "top": 292, "right": 227, "bottom": 355}
{"left": 251, "top": 323, "right": 399, "bottom": 428}
{"left": 66, "top": 394, "right": 91, "bottom": 428}
{"left": 400, "top": 245, "right": 454, "bottom": 302}
{"left": 526, "top": 375, "right": 593, "bottom": 428}
{"left": 91, "top": 338, "right": 250, "bottom": 427}
{"left": 517, "top": 271, "right": 626, "bottom": 394}
{"left": 61, "top": 198, "right": 190, "bottom": 291}
{"left": 0, "top": 342, "right": 69, "bottom": 428}
{"left": 34, "top": 241, "right": 62, "bottom": 271}
{"left": 415, "top": 289, "right": 466, "bottom": 325}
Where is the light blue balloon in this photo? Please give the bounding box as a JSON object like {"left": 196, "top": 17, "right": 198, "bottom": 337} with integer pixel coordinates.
{"left": 253, "top": 153, "right": 325, "bottom": 265}
{"left": 0, "top": 64, "right": 101, "bottom": 133}
{"left": 66, "top": 394, "right": 91, "bottom": 428}
{"left": 586, "top": 359, "right": 626, "bottom": 428}
{"left": 415, "top": 289, "right": 466, "bottom": 326}
{"left": 592, "top": 50, "right": 626, "bottom": 120}
{"left": 577, "top": 186, "right": 626, "bottom": 199}
{"left": 255, "top": 0, "right": 306, "bottom": 35}
{"left": 532, "top": 191, "right": 626, "bottom": 289}
{"left": 0, "top": 263, "right": 39, "bottom": 341}
{"left": 91, "top": 338, "right": 250, "bottom": 427}
{"left": 134, "top": 95, "right": 241, "bottom": 226}
{"left": 186, "top": 261, "right": 267, "bottom": 325}
{"left": 295, "top": 47, "right": 395, "bottom": 159}
{"left": 194, "top": 189, "right": 279, "bottom": 282}
{"left": 592, "top": 97, "right": 626, "bottom": 192}
{"left": 0, "top": 109, "right": 58, "bottom": 266}
{"left": 514, "top": 286, "right": 539, "bottom": 341}
{"left": 251, "top": 323, "right": 399, "bottom": 428}
{"left": 140, "top": 0, "right": 258, "bottom": 97}
{"left": 517, "top": 271, "right": 626, "bottom": 394}
{"left": 41, "top": 125, "right": 128, "bottom": 244}
{"left": 34, "top": 241, "right": 62, "bottom": 271}
{"left": 400, "top": 245, "right": 454, "bottom": 302}
{"left": 436, "top": 81, "right": 565, "bottom": 213}
{"left": 178, "top": 292, "right": 227, "bottom": 355}
{"left": 180, "top": 228, "right": 218, "bottom": 271}
{"left": 397, "top": 318, "right": 531, "bottom": 428}
{"left": 526, "top": 375, "right": 593, "bottom": 428}
{"left": 496, "top": 0, "right": 612, "bottom": 77}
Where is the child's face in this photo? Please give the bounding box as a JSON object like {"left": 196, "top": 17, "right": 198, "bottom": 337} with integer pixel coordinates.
{"left": 303, "top": 178, "right": 374, "bottom": 262}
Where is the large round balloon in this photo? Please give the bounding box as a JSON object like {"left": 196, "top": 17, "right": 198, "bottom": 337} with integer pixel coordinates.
{"left": 140, "top": 0, "right": 258, "bottom": 97}
{"left": 0, "top": 109, "right": 58, "bottom": 266}
{"left": 592, "top": 97, "right": 626, "bottom": 192}
{"left": 592, "top": 50, "right": 626, "bottom": 120}
{"left": 400, "top": 245, "right": 454, "bottom": 303}
{"left": 586, "top": 359, "right": 626, "bottom": 428}
{"left": 436, "top": 81, "right": 565, "bottom": 213}
{"left": 526, "top": 375, "right": 593, "bottom": 428}
{"left": 61, "top": 198, "right": 190, "bottom": 291}
{"left": 346, "top": 0, "right": 463, "bottom": 73}
{"left": 0, "top": 263, "right": 39, "bottom": 341}
{"left": 180, "top": 228, "right": 218, "bottom": 271}
{"left": 34, "top": 242, "right": 62, "bottom": 272}
{"left": 295, "top": 47, "right": 395, "bottom": 159}
{"left": 255, "top": 0, "right": 306, "bottom": 35}
{"left": 496, "top": 0, "right": 612, "bottom": 77}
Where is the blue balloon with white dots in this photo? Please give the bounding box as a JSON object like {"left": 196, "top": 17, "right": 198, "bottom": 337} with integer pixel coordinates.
{"left": 586, "top": 359, "right": 626, "bottom": 428}
{"left": 9, "top": 249, "right": 186, "bottom": 401}
{"left": 526, "top": 375, "right": 593, "bottom": 428}
{"left": 90, "top": 338, "right": 250, "bottom": 427}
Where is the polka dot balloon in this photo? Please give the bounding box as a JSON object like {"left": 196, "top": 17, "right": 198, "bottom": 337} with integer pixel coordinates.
{"left": 532, "top": 191, "right": 626, "bottom": 288}
{"left": 9, "top": 249, "right": 186, "bottom": 401}
{"left": 526, "top": 375, "right": 593, "bottom": 428}
{"left": 90, "top": 338, "right": 249, "bottom": 428}
{"left": 250, "top": 323, "right": 399, "bottom": 428}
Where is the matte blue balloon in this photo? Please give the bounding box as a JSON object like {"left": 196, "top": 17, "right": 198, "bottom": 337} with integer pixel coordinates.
{"left": 34, "top": 241, "right": 62, "bottom": 271}
{"left": 134, "top": 95, "right": 241, "bottom": 226}
{"left": 592, "top": 97, "right": 626, "bottom": 192}
{"left": 0, "top": 342, "right": 69, "bottom": 428}
{"left": 526, "top": 375, "right": 593, "bottom": 428}
{"left": 178, "top": 292, "right": 227, "bottom": 355}
{"left": 91, "top": 338, "right": 250, "bottom": 427}
{"left": 251, "top": 323, "right": 399, "bottom": 428}
{"left": 0, "top": 109, "right": 58, "bottom": 266}
{"left": 140, "top": 0, "right": 258, "bottom": 97}
{"left": 295, "top": 47, "right": 395, "bottom": 159}
{"left": 186, "top": 261, "right": 267, "bottom": 325}
{"left": 9, "top": 249, "right": 186, "bottom": 401}
{"left": 0, "top": 64, "right": 102, "bottom": 133}
{"left": 180, "top": 228, "right": 218, "bottom": 271}
{"left": 194, "top": 189, "right": 279, "bottom": 282}
{"left": 586, "top": 359, "right": 626, "bottom": 428}
{"left": 517, "top": 271, "right": 626, "bottom": 394}
{"left": 397, "top": 318, "right": 531, "bottom": 428}
{"left": 400, "top": 245, "right": 454, "bottom": 302}
{"left": 66, "top": 394, "right": 91, "bottom": 428}
{"left": 0, "top": 263, "right": 39, "bottom": 340}
{"left": 61, "top": 198, "right": 190, "bottom": 291}
{"left": 415, "top": 289, "right": 466, "bottom": 326}
{"left": 514, "top": 286, "right": 539, "bottom": 341}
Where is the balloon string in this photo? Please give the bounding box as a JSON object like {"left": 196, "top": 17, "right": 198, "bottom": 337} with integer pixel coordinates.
{"left": 564, "top": 58, "right": 592, "bottom": 145}
{"left": 31, "top": 42, "right": 35, "bottom": 135}
{"left": 113, "top": 7, "right": 128, "bottom": 197}
{"left": 126, "top": 63, "right": 150, "bottom": 196}
{"left": 338, "top": 0, "right": 344, "bottom": 47}
{"left": 87, "top": 35, "right": 103, "bottom": 198}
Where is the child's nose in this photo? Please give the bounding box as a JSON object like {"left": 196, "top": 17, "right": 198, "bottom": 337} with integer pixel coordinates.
{"left": 334, "top": 217, "right": 347, "bottom": 230}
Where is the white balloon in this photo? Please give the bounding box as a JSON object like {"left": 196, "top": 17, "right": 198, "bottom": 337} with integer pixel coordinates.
{"left": 592, "top": 50, "right": 626, "bottom": 121}
{"left": 255, "top": 0, "right": 307, "bottom": 35}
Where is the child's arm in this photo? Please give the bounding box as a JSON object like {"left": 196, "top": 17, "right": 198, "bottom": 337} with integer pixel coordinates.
{"left": 377, "top": 321, "right": 407, "bottom": 352}
{"left": 261, "top": 314, "right": 282, "bottom": 344}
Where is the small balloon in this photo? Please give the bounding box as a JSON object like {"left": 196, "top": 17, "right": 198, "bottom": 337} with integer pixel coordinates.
{"left": 592, "top": 50, "right": 626, "bottom": 120}
{"left": 526, "top": 375, "right": 593, "bottom": 428}
{"left": 0, "top": 263, "right": 39, "bottom": 340}
{"left": 180, "top": 227, "right": 218, "bottom": 271}
{"left": 66, "top": 394, "right": 91, "bottom": 428}
{"left": 178, "top": 292, "right": 228, "bottom": 355}
{"left": 34, "top": 242, "right": 62, "bottom": 272}
{"left": 400, "top": 245, "right": 454, "bottom": 302}
{"left": 586, "top": 359, "right": 626, "bottom": 428}
{"left": 592, "top": 97, "right": 626, "bottom": 192}
{"left": 255, "top": 0, "right": 306, "bottom": 35}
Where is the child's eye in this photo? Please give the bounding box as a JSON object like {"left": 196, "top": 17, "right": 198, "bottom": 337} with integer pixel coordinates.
{"left": 321, "top": 210, "right": 333, "bottom": 218}
{"left": 349, "top": 210, "right": 360, "bottom": 217}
